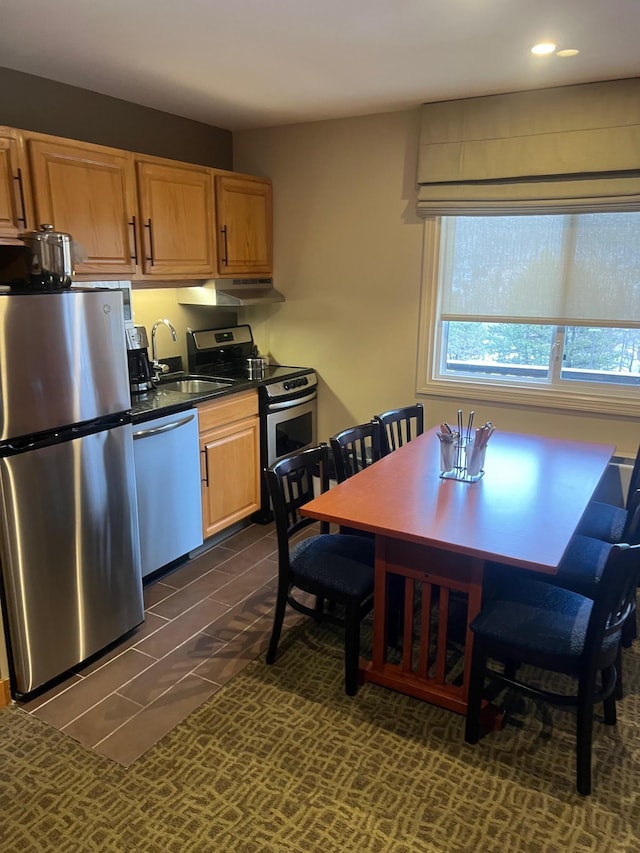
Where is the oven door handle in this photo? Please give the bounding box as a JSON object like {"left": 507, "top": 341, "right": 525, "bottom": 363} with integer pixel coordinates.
{"left": 267, "top": 391, "right": 317, "bottom": 411}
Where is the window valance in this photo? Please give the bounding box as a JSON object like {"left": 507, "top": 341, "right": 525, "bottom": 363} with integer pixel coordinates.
{"left": 417, "top": 78, "right": 640, "bottom": 215}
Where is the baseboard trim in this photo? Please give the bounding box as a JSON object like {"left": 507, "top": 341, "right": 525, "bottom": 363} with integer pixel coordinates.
{"left": 0, "top": 677, "right": 11, "bottom": 708}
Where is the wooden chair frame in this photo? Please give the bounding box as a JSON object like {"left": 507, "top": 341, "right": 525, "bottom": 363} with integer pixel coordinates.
{"left": 374, "top": 403, "right": 424, "bottom": 456}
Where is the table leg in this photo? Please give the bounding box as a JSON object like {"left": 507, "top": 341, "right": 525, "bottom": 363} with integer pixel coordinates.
{"left": 461, "top": 558, "right": 485, "bottom": 702}
{"left": 371, "top": 536, "right": 388, "bottom": 671}
{"left": 362, "top": 538, "right": 488, "bottom": 716}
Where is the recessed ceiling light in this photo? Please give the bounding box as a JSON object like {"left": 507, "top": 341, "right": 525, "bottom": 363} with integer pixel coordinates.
{"left": 557, "top": 49, "right": 580, "bottom": 57}
{"left": 531, "top": 43, "right": 557, "bottom": 55}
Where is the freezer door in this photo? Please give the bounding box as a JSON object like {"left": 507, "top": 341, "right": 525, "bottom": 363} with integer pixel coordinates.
{"left": 0, "top": 422, "right": 143, "bottom": 695}
{"left": 0, "top": 290, "right": 131, "bottom": 442}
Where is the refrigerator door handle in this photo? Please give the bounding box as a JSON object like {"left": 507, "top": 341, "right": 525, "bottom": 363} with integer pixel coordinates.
{"left": 133, "top": 413, "right": 195, "bottom": 440}
{"left": 0, "top": 413, "right": 131, "bottom": 456}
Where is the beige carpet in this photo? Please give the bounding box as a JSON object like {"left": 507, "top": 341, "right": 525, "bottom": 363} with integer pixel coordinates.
{"left": 1, "top": 617, "right": 640, "bottom": 853}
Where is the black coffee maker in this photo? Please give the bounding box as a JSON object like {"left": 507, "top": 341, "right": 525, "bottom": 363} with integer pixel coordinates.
{"left": 126, "top": 326, "right": 153, "bottom": 394}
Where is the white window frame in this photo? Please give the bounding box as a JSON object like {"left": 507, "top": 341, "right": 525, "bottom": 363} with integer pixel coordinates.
{"left": 416, "top": 217, "right": 640, "bottom": 418}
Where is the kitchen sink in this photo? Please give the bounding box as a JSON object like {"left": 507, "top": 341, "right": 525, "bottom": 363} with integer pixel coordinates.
{"left": 159, "top": 377, "right": 233, "bottom": 394}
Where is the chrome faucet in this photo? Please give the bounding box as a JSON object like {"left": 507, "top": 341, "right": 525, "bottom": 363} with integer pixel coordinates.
{"left": 151, "top": 318, "right": 178, "bottom": 381}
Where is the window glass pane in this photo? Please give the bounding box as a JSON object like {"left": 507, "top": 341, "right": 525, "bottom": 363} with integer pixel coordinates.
{"left": 444, "top": 321, "right": 554, "bottom": 380}
{"left": 440, "top": 212, "right": 640, "bottom": 326}
{"left": 441, "top": 216, "right": 564, "bottom": 320}
{"left": 429, "top": 212, "right": 640, "bottom": 403}
{"left": 561, "top": 327, "right": 640, "bottom": 385}
{"left": 566, "top": 214, "right": 640, "bottom": 323}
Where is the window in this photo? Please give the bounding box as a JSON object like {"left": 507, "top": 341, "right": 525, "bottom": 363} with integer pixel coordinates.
{"left": 418, "top": 212, "right": 640, "bottom": 416}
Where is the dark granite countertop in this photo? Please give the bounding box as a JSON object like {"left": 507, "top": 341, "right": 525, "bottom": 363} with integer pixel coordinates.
{"left": 130, "top": 375, "right": 256, "bottom": 425}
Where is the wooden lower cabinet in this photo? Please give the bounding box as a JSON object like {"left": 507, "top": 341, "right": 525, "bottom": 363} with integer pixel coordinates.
{"left": 199, "top": 391, "right": 261, "bottom": 538}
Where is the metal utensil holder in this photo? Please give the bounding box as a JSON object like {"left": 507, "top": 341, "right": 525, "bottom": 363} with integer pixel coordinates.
{"left": 440, "top": 437, "right": 485, "bottom": 482}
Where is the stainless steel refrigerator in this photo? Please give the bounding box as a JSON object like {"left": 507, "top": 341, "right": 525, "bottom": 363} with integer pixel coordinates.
{"left": 0, "top": 289, "right": 143, "bottom": 697}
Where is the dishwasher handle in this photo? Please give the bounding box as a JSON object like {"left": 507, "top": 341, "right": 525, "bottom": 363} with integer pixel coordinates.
{"left": 133, "top": 413, "right": 195, "bottom": 440}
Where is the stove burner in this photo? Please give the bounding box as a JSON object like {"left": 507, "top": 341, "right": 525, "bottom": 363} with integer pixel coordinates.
{"left": 186, "top": 325, "right": 315, "bottom": 398}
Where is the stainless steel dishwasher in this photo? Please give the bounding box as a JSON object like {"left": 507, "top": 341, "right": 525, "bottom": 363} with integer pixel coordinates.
{"left": 133, "top": 408, "right": 203, "bottom": 578}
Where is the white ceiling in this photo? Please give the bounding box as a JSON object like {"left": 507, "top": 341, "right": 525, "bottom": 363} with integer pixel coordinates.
{"left": 1, "top": 0, "right": 639, "bottom": 131}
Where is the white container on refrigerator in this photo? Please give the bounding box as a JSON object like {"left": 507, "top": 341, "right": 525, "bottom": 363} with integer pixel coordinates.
{"left": 133, "top": 408, "right": 203, "bottom": 577}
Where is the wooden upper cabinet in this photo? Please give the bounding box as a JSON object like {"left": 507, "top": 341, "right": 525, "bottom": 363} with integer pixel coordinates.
{"left": 215, "top": 174, "right": 272, "bottom": 276}
{"left": 5, "top": 127, "right": 272, "bottom": 283}
{"left": 26, "top": 135, "right": 138, "bottom": 276}
{"left": 136, "top": 159, "right": 216, "bottom": 277}
{"left": 0, "top": 129, "right": 30, "bottom": 241}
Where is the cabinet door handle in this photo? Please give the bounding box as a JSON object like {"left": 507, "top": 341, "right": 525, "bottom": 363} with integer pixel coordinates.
{"left": 220, "top": 225, "right": 228, "bottom": 266}
{"left": 145, "top": 218, "right": 155, "bottom": 265}
{"left": 201, "top": 448, "right": 210, "bottom": 486}
{"left": 129, "top": 216, "right": 138, "bottom": 263}
{"left": 14, "top": 168, "right": 27, "bottom": 227}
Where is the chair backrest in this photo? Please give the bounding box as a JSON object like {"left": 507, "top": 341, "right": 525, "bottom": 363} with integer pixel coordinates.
{"left": 265, "top": 444, "right": 331, "bottom": 559}
{"left": 626, "top": 444, "right": 640, "bottom": 507}
{"left": 374, "top": 403, "right": 424, "bottom": 456}
{"left": 584, "top": 542, "right": 640, "bottom": 673}
{"left": 330, "top": 421, "right": 384, "bottom": 483}
{"left": 622, "top": 490, "right": 640, "bottom": 543}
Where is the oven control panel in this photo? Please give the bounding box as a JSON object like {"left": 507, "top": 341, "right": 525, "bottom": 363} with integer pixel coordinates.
{"left": 264, "top": 371, "right": 317, "bottom": 400}
{"left": 284, "top": 376, "right": 310, "bottom": 391}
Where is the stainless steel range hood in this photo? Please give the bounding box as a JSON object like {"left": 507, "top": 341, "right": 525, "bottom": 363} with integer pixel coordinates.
{"left": 177, "top": 279, "right": 285, "bottom": 307}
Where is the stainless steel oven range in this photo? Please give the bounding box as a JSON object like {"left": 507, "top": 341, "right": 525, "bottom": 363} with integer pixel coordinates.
{"left": 187, "top": 325, "right": 317, "bottom": 522}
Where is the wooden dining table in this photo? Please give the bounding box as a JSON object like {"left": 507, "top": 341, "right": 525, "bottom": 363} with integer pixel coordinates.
{"left": 300, "top": 426, "right": 615, "bottom": 715}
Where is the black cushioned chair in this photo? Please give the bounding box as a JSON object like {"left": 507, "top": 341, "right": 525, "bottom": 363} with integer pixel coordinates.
{"left": 486, "top": 528, "right": 639, "bottom": 601}
{"left": 374, "top": 403, "right": 424, "bottom": 456}
{"left": 465, "top": 542, "right": 640, "bottom": 796}
{"left": 577, "top": 446, "right": 640, "bottom": 544}
{"left": 485, "top": 517, "right": 640, "bottom": 698}
{"left": 264, "top": 443, "right": 375, "bottom": 695}
{"left": 557, "top": 509, "right": 640, "bottom": 678}
{"left": 330, "top": 420, "right": 384, "bottom": 484}
{"left": 330, "top": 420, "right": 403, "bottom": 645}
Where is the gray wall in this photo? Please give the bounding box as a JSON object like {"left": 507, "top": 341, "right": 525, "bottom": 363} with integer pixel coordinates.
{"left": 0, "top": 67, "right": 232, "bottom": 168}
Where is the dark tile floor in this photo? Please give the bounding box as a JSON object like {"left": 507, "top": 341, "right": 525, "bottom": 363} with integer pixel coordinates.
{"left": 17, "top": 520, "right": 311, "bottom": 767}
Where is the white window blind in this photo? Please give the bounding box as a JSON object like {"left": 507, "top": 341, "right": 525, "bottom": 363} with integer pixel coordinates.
{"left": 417, "top": 78, "right": 640, "bottom": 215}
{"left": 440, "top": 213, "right": 640, "bottom": 328}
